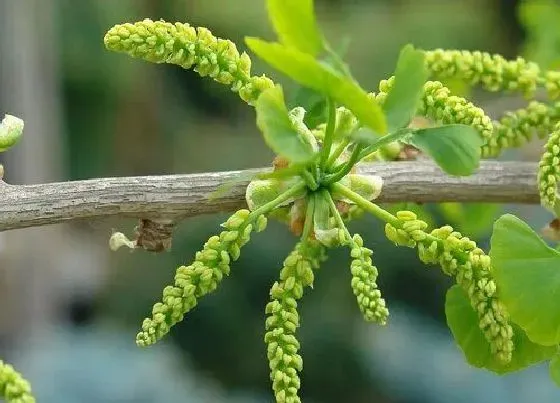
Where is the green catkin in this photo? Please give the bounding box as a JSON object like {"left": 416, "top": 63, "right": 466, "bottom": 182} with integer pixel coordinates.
{"left": 413, "top": 80, "right": 494, "bottom": 144}
{"left": 371, "top": 52, "right": 560, "bottom": 160}
{"left": 0, "top": 361, "right": 35, "bottom": 403}
{"left": 486, "top": 101, "right": 560, "bottom": 157}
{"left": 374, "top": 78, "right": 494, "bottom": 151}
{"left": 349, "top": 234, "right": 389, "bottom": 325}
{"left": 545, "top": 71, "right": 560, "bottom": 99}
{"left": 136, "top": 209, "right": 267, "bottom": 346}
{"left": 264, "top": 240, "right": 326, "bottom": 403}
{"left": 384, "top": 211, "right": 514, "bottom": 363}
{"left": 538, "top": 123, "right": 560, "bottom": 210}
{"left": 104, "top": 19, "right": 274, "bottom": 105}
{"left": 376, "top": 78, "right": 560, "bottom": 158}
{"left": 424, "top": 49, "right": 541, "bottom": 97}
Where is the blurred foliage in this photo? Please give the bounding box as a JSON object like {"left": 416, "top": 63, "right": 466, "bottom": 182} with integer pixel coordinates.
{"left": 519, "top": 0, "right": 560, "bottom": 69}
{"left": 39, "top": 0, "right": 560, "bottom": 401}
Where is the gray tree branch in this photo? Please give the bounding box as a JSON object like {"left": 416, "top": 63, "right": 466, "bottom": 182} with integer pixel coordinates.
{"left": 0, "top": 160, "right": 539, "bottom": 232}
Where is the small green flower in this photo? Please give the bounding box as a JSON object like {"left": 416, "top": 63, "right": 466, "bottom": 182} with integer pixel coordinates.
{"left": 104, "top": 19, "right": 274, "bottom": 105}
{"left": 0, "top": 360, "right": 35, "bottom": 403}
{"left": 538, "top": 123, "right": 560, "bottom": 210}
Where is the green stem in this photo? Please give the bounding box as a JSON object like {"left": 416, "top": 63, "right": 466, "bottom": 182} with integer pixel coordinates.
{"left": 320, "top": 99, "right": 337, "bottom": 169}
{"left": 300, "top": 192, "right": 316, "bottom": 243}
{"left": 330, "top": 183, "right": 400, "bottom": 226}
{"left": 331, "top": 183, "right": 470, "bottom": 264}
{"left": 325, "top": 138, "right": 350, "bottom": 169}
{"left": 323, "top": 190, "right": 352, "bottom": 244}
{"left": 358, "top": 145, "right": 379, "bottom": 161}
{"left": 331, "top": 185, "right": 475, "bottom": 266}
{"left": 324, "top": 144, "right": 363, "bottom": 184}
{"left": 357, "top": 128, "right": 413, "bottom": 161}
{"left": 301, "top": 169, "right": 319, "bottom": 191}
{"left": 247, "top": 181, "right": 307, "bottom": 221}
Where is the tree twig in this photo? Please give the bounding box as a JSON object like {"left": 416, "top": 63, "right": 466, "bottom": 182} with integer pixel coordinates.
{"left": 0, "top": 161, "right": 540, "bottom": 232}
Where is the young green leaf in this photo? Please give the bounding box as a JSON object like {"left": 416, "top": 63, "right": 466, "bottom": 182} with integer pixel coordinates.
{"left": 255, "top": 86, "right": 316, "bottom": 164}
{"left": 550, "top": 352, "right": 560, "bottom": 387}
{"left": 245, "top": 38, "right": 387, "bottom": 134}
{"left": 445, "top": 285, "right": 556, "bottom": 374}
{"left": 490, "top": 214, "right": 560, "bottom": 346}
{"left": 289, "top": 39, "right": 353, "bottom": 129}
{"left": 291, "top": 86, "right": 327, "bottom": 129}
{"left": 266, "top": 0, "right": 323, "bottom": 56}
{"left": 383, "top": 44, "right": 428, "bottom": 132}
{"left": 403, "top": 124, "right": 484, "bottom": 176}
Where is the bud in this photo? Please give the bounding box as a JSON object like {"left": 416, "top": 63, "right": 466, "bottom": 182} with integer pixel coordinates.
{"left": 0, "top": 114, "right": 24, "bottom": 152}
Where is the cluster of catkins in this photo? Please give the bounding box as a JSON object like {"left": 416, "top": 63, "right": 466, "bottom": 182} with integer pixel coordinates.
{"left": 101, "top": 18, "right": 560, "bottom": 403}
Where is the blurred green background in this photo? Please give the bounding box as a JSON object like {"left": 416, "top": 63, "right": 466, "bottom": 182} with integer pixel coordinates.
{"left": 1, "top": 0, "right": 560, "bottom": 402}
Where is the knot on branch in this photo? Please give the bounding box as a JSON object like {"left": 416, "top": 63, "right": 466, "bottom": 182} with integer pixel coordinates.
{"left": 110, "top": 218, "right": 176, "bottom": 253}
{"left": 135, "top": 218, "right": 175, "bottom": 252}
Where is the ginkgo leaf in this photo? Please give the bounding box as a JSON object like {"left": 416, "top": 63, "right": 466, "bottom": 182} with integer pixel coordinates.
{"left": 491, "top": 214, "right": 560, "bottom": 346}
{"left": 446, "top": 285, "right": 556, "bottom": 374}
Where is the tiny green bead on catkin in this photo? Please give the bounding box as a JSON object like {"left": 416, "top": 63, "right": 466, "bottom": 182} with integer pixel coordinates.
{"left": 538, "top": 123, "right": 560, "bottom": 210}
{"left": 424, "top": 49, "right": 541, "bottom": 97}
{"left": 0, "top": 360, "right": 35, "bottom": 403}
{"left": 545, "top": 71, "right": 560, "bottom": 100}
{"left": 349, "top": 234, "right": 389, "bottom": 325}
{"left": 484, "top": 101, "right": 560, "bottom": 157}
{"left": 264, "top": 240, "right": 326, "bottom": 403}
{"left": 104, "top": 19, "right": 274, "bottom": 105}
{"left": 136, "top": 209, "right": 267, "bottom": 346}
{"left": 385, "top": 211, "right": 514, "bottom": 363}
